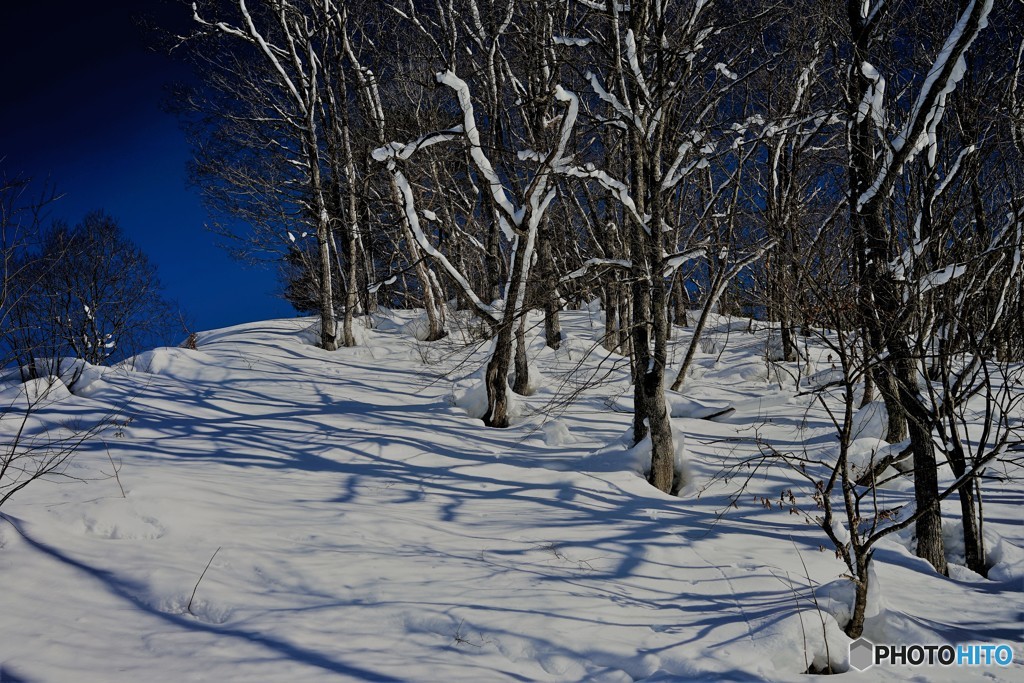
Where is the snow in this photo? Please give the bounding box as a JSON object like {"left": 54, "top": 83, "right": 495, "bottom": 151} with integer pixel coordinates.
{"left": 2, "top": 375, "right": 72, "bottom": 405}
{"left": 850, "top": 400, "right": 888, "bottom": 441}
{"left": 918, "top": 263, "right": 968, "bottom": 295}
{"left": 714, "top": 62, "right": 738, "bottom": 81}
{"left": 541, "top": 420, "right": 576, "bottom": 447}
{"left": 552, "top": 36, "right": 592, "bottom": 47}
{"left": 857, "top": 61, "right": 887, "bottom": 131}
{"left": 1, "top": 312, "right": 1021, "bottom": 681}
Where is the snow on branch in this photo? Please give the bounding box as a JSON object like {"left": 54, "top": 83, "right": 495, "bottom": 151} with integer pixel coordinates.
{"left": 559, "top": 258, "right": 632, "bottom": 283}
{"left": 392, "top": 168, "right": 500, "bottom": 324}
{"left": 858, "top": 0, "right": 993, "bottom": 210}
{"left": 578, "top": 0, "right": 630, "bottom": 11}
{"left": 436, "top": 70, "right": 524, "bottom": 232}
{"left": 624, "top": 30, "right": 652, "bottom": 103}
{"left": 192, "top": 1, "right": 308, "bottom": 116}
{"left": 971, "top": 207, "right": 1024, "bottom": 329}
{"left": 662, "top": 135, "right": 712, "bottom": 191}
{"left": 586, "top": 71, "right": 642, "bottom": 131}
{"left": 935, "top": 145, "right": 976, "bottom": 198}
{"left": 917, "top": 263, "right": 967, "bottom": 296}
{"left": 554, "top": 160, "right": 646, "bottom": 230}
{"left": 371, "top": 127, "right": 465, "bottom": 162}
{"left": 856, "top": 62, "right": 887, "bottom": 133}
{"left": 551, "top": 86, "right": 579, "bottom": 169}
{"left": 663, "top": 246, "right": 708, "bottom": 277}
{"left": 553, "top": 36, "right": 593, "bottom": 47}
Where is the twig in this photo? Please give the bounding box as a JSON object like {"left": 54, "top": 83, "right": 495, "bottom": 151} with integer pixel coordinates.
{"left": 188, "top": 546, "right": 222, "bottom": 615}
{"left": 451, "top": 618, "right": 482, "bottom": 647}
{"left": 104, "top": 445, "right": 126, "bottom": 498}
{"left": 793, "top": 538, "right": 833, "bottom": 674}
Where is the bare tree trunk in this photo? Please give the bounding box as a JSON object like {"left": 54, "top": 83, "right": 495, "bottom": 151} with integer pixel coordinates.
{"left": 483, "top": 251, "right": 528, "bottom": 425}
{"left": 310, "top": 161, "right": 338, "bottom": 351}
{"left": 483, "top": 322, "right": 514, "bottom": 427}
{"left": 946, "top": 438, "right": 986, "bottom": 574}
{"left": 672, "top": 274, "right": 689, "bottom": 328}
{"left": 893, "top": 342, "right": 947, "bottom": 575}
{"left": 957, "top": 478, "right": 985, "bottom": 575}
{"left": 629, "top": 113, "right": 675, "bottom": 493}
{"left": 538, "top": 231, "right": 561, "bottom": 350}
{"left": 512, "top": 311, "right": 532, "bottom": 395}
{"left": 603, "top": 284, "right": 620, "bottom": 352}
{"left": 846, "top": 556, "right": 871, "bottom": 639}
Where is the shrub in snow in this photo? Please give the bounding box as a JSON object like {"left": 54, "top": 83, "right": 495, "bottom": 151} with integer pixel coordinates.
{"left": 986, "top": 532, "right": 1024, "bottom": 584}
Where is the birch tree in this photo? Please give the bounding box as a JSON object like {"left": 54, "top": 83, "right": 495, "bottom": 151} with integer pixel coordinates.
{"left": 376, "top": 0, "right": 585, "bottom": 428}
{"left": 560, "top": 0, "right": 771, "bottom": 493}
{"left": 190, "top": 0, "right": 340, "bottom": 349}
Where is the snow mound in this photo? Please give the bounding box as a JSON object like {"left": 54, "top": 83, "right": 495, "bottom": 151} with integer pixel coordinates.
{"left": 125, "top": 347, "right": 229, "bottom": 383}
{"left": 721, "top": 361, "right": 770, "bottom": 383}
{"left": 845, "top": 437, "right": 890, "bottom": 479}
{"left": 54, "top": 497, "right": 168, "bottom": 542}
{"left": 555, "top": 332, "right": 602, "bottom": 360}
{"left": 814, "top": 564, "right": 886, "bottom": 631}
{"left": 299, "top": 317, "right": 375, "bottom": 347}
{"left": 452, "top": 375, "right": 528, "bottom": 423}
{"left": 70, "top": 362, "right": 111, "bottom": 396}
{"left": 752, "top": 607, "right": 851, "bottom": 674}
{"left": 513, "top": 357, "right": 547, "bottom": 396}
{"left": 5, "top": 376, "right": 72, "bottom": 405}
{"left": 850, "top": 400, "right": 888, "bottom": 441}
{"left": 400, "top": 312, "right": 437, "bottom": 341}
{"left": 665, "top": 391, "right": 732, "bottom": 419}
{"left": 542, "top": 420, "right": 576, "bottom": 446}
{"left": 15, "top": 357, "right": 105, "bottom": 392}
{"left": 986, "top": 533, "right": 1024, "bottom": 584}
{"left": 592, "top": 423, "right": 693, "bottom": 495}
{"left": 806, "top": 366, "right": 844, "bottom": 389}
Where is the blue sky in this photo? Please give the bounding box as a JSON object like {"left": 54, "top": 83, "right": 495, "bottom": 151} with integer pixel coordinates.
{"left": 1, "top": 2, "right": 297, "bottom": 336}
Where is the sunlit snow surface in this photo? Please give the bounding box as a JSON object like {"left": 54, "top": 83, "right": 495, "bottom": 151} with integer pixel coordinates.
{"left": 1, "top": 311, "right": 1020, "bottom": 681}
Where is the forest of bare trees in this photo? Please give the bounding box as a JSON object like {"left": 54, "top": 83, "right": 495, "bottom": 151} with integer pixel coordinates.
{"left": 172, "top": 0, "right": 1023, "bottom": 638}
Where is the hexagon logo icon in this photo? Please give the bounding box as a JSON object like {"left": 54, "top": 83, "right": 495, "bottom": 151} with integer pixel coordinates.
{"left": 849, "top": 637, "right": 875, "bottom": 671}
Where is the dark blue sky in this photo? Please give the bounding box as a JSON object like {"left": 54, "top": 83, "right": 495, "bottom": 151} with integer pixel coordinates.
{"left": 1, "top": 2, "right": 297, "bottom": 335}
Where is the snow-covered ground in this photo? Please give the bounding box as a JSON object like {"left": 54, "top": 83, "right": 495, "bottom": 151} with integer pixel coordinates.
{"left": 1, "top": 310, "right": 1021, "bottom": 681}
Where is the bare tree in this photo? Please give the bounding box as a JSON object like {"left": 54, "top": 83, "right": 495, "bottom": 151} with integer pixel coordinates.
{"left": 0, "top": 175, "right": 114, "bottom": 510}
{"left": 375, "top": 64, "right": 580, "bottom": 426}
{"left": 843, "top": 0, "right": 996, "bottom": 574}
{"left": 188, "top": 0, "right": 340, "bottom": 349}
{"left": 555, "top": 0, "right": 776, "bottom": 492}
{"left": 3, "top": 212, "right": 174, "bottom": 377}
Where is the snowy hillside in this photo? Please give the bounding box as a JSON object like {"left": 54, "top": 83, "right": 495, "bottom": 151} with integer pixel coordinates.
{"left": 1, "top": 311, "right": 1021, "bottom": 682}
